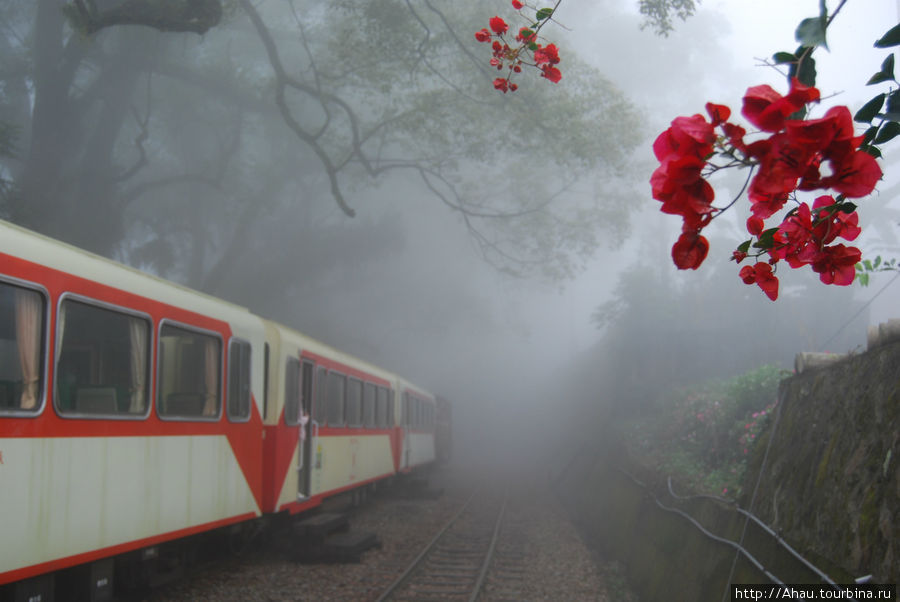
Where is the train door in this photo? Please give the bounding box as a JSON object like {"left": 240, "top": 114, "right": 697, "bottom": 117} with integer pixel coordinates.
{"left": 298, "top": 359, "right": 315, "bottom": 499}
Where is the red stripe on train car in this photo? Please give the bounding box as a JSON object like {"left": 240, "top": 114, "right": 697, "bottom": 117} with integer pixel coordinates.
{"left": 0, "top": 252, "right": 266, "bottom": 511}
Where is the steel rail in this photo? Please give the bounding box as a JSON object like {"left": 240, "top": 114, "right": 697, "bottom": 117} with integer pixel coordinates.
{"left": 468, "top": 490, "right": 508, "bottom": 602}
{"left": 375, "top": 487, "right": 508, "bottom": 602}
{"left": 374, "top": 489, "right": 478, "bottom": 602}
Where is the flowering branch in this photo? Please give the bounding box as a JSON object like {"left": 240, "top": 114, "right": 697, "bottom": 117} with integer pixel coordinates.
{"left": 651, "top": 8, "right": 900, "bottom": 301}
{"left": 474, "top": 0, "right": 563, "bottom": 92}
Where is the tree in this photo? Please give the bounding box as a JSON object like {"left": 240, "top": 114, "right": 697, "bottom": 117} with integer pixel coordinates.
{"left": 0, "top": 0, "right": 643, "bottom": 286}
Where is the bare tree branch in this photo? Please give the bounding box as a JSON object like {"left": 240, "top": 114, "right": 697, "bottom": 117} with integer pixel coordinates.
{"left": 67, "top": 0, "right": 222, "bottom": 35}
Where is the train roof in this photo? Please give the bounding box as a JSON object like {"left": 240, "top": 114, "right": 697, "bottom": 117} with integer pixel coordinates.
{"left": 0, "top": 218, "right": 437, "bottom": 397}
{"left": 0, "top": 218, "right": 258, "bottom": 325}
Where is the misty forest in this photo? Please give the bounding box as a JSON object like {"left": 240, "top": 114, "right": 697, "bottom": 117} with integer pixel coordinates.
{"left": 1, "top": 0, "right": 899, "bottom": 598}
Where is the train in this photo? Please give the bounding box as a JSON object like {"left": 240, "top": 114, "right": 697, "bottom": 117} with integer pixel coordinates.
{"left": 0, "top": 218, "right": 451, "bottom": 601}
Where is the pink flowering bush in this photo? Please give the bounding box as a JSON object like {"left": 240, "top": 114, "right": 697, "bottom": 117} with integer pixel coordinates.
{"left": 624, "top": 364, "right": 787, "bottom": 496}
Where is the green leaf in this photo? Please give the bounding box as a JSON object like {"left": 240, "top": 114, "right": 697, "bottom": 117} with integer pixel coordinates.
{"left": 862, "top": 125, "right": 880, "bottom": 145}
{"left": 864, "top": 259, "right": 873, "bottom": 271}
{"left": 874, "top": 121, "right": 900, "bottom": 144}
{"left": 753, "top": 228, "right": 779, "bottom": 249}
{"left": 875, "top": 24, "right": 900, "bottom": 48}
{"left": 865, "top": 145, "right": 883, "bottom": 158}
{"left": 868, "top": 71, "right": 894, "bottom": 85}
{"left": 795, "top": 16, "right": 828, "bottom": 50}
{"left": 737, "top": 240, "right": 752, "bottom": 254}
{"left": 882, "top": 53, "right": 895, "bottom": 79}
{"left": 839, "top": 201, "right": 857, "bottom": 214}
{"left": 536, "top": 7, "right": 553, "bottom": 20}
{"left": 868, "top": 54, "right": 896, "bottom": 85}
{"left": 874, "top": 255, "right": 882, "bottom": 269}
{"left": 855, "top": 93, "right": 886, "bottom": 123}
{"left": 773, "top": 51, "right": 796, "bottom": 64}
{"left": 791, "top": 52, "right": 817, "bottom": 87}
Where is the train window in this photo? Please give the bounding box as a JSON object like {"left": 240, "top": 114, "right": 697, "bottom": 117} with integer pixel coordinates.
{"left": 388, "top": 389, "right": 395, "bottom": 426}
{"left": 326, "top": 371, "right": 345, "bottom": 426}
{"left": 313, "top": 365, "right": 327, "bottom": 424}
{"left": 375, "top": 386, "right": 388, "bottom": 427}
{"left": 0, "top": 281, "right": 46, "bottom": 414}
{"left": 284, "top": 357, "right": 300, "bottom": 425}
{"left": 158, "top": 323, "right": 221, "bottom": 419}
{"left": 363, "top": 382, "right": 376, "bottom": 428}
{"left": 346, "top": 377, "right": 362, "bottom": 427}
{"left": 227, "top": 339, "right": 251, "bottom": 421}
{"left": 55, "top": 298, "right": 151, "bottom": 418}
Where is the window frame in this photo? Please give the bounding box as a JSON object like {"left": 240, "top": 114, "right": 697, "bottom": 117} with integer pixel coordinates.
{"left": 346, "top": 377, "right": 363, "bottom": 428}
{"left": 363, "top": 382, "right": 376, "bottom": 428}
{"left": 284, "top": 355, "right": 301, "bottom": 426}
{"left": 325, "top": 370, "right": 346, "bottom": 427}
{"left": 0, "top": 276, "right": 50, "bottom": 418}
{"left": 156, "top": 319, "right": 223, "bottom": 422}
{"left": 226, "top": 337, "right": 252, "bottom": 423}
{"left": 54, "top": 293, "right": 153, "bottom": 421}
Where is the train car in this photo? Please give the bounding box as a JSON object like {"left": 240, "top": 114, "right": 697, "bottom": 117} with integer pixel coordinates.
{"left": 0, "top": 218, "right": 447, "bottom": 600}
{"left": 0, "top": 219, "right": 269, "bottom": 599}
{"left": 262, "top": 322, "right": 401, "bottom": 515}
{"left": 396, "top": 379, "right": 438, "bottom": 472}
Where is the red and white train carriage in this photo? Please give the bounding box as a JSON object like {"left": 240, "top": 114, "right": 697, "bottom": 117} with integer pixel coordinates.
{"left": 0, "top": 219, "right": 445, "bottom": 600}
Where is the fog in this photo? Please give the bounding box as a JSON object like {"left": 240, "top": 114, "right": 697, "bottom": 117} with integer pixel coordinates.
{"left": 1, "top": 0, "right": 899, "bottom": 470}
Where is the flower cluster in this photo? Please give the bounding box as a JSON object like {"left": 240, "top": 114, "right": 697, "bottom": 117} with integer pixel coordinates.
{"left": 474, "top": 1, "right": 562, "bottom": 93}
{"left": 738, "top": 401, "right": 776, "bottom": 455}
{"left": 652, "top": 79, "right": 882, "bottom": 300}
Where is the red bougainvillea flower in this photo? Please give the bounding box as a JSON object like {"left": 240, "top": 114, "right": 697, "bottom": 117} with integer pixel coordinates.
{"left": 746, "top": 216, "right": 765, "bottom": 236}
{"left": 475, "top": 28, "right": 491, "bottom": 43}
{"left": 672, "top": 230, "right": 710, "bottom": 270}
{"left": 653, "top": 114, "right": 715, "bottom": 163}
{"left": 772, "top": 203, "right": 815, "bottom": 267}
{"left": 512, "top": 0, "right": 524, "bottom": 9}
{"left": 534, "top": 43, "right": 560, "bottom": 66}
{"left": 739, "top": 263, "right": 779, "bottom": 301}
{"left": 493, "top": 78, "right": 509, "bottom": 93}
{"left": 489, "top": 16, "right": 508, "bottom": 35}
{"left": 540, "top": 65, "right": 562, "bottom": 83}
{"left": 826, "top": 149, "right": 883, "bottom": 198}
{"left": 810, "top": 244, "right": 861, "bottom": 285}
{"left": 705, "top": 102, "right": 731, "bottom": 126}
{"left": 812, "top": 195, "right": 860, "bottom": 243}
{"left": 742, "top": 78, "right": 820, "bottom": 132}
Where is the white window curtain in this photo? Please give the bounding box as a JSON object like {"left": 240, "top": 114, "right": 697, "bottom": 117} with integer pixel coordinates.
{"left": 129, "top": 319, "right": 147, "bottom": 413}
{"left": 14, "top": 289, "right": 41, "bottom": 410}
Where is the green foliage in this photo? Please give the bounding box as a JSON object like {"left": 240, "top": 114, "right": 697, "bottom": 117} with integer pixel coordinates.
{"left": 874, "top": 23, "right": 900, "bottom": 48}
{"left": 854, "top": 255, "right": 898, "bottom": 286}
{"left": 637, "top": 0, "right": 698, "bottom": 37}
{"left": 621, "top": 364, "right": 788, "bottom": 496}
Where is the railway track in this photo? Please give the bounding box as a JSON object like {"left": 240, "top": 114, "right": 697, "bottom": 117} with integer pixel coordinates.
{"left": 375, "top": 488, "right": 510, "bottom": 601}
